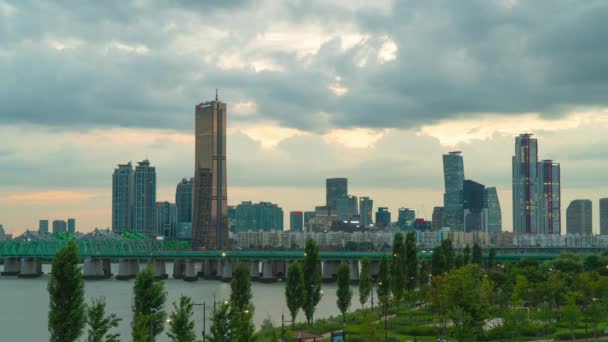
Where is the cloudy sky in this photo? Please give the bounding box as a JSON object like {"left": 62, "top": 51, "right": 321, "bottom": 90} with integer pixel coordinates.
{"left": 1, "top": 0, "right": 608, "bottom": 235}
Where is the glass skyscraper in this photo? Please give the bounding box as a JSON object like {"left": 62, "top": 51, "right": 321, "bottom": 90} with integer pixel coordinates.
{"left": 484, "top": 187, "right": 502, "bottom": 232}
{"left": 539, "top": 160, "right": 561, "bottom": 234}
{"left": 67, "top": 218, "right": 76, "bottom": 234}
{"left": 601, "top": 198, "right": 608, "bottom": 236}
{"left": 134, "top": 159, "right": 156, "bottom": 236}
{"left": 397, "top": 208, "right": 416, "bottom": 229}
{"left": 234, "top": 201, "right": 283, "bottom": 232}
{"left": 463, "top": 180, "right": 486, "bottom": 232}
{"left": 359, "top": 197, "right": 373, "bottom": 227}
{"left": 442, "top": 152, "right": 464, "bottom": 231}
{"left": 192, "top": 95, "right": 228, "bottom": 249}
{"left": 336, "top": 195, "right": 358, "bottom": 221}
{"left": 175, "top": 178, "right": 193, "bottom": 224}
{"left": 290, "top": 211, "right": 304, "bottom": 232}
{"left": 567, "top": 199, "right": 592, "bottom": 235}
{"left": 156, "top": 201, "right": 176, "bottom": 237}
{"left": 431, "top": 207, "right": 444, "bottom": 230}
{"left": 326, "top": 178, "right": 347, "bottom": 210}
{"left": 112, "top": 162, "right": 134, "bottom": 233}
{"left": 39, "top": 220, "right": 49, "bottom": 234}
{"left": 512, "top": 134, "right": 539, "bottom": 233}
{"left": 375, "top": 207, "right": 391, "bottom": 228}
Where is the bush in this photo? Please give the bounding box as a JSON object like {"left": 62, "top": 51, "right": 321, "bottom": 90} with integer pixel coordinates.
{"left": 396, "top": 325, "right": 441, "bottom": 336}
{"left": 553, "top": 329, "right": 591, "bottom": 340}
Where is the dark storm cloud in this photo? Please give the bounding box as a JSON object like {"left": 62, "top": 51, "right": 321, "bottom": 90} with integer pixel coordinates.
{"left": 1, "top": 0, "right": 608, "bottom": 132}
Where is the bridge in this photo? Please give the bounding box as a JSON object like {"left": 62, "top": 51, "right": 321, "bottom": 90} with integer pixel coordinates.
{"left": 0, "top": 229, "right": 598, "bottom": 282}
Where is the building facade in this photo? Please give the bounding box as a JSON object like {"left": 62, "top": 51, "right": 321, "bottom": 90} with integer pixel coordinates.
{"left": 39, "top": 220, "right": 49, "bottom": 234}
{"left": 134, "top": 159, "right": 156, "bottom": 236}
{"left": 290, "top": 211, "right": 304, "bottom": 232}
{"left": 359, "top": 197, "right": 373, "bottom": 228}
{"left": 375, "top": 207, "right": 391, "bottom": 228}
{"left": 397, "top": 208, "right": 416, "bottom": 229}
{"left": 336, "top": 195, "right": 358, "bottom": 221}
{"left": 234, "top": 201, "right": 284, "bottom": 232}
{"left": 512, "top": 134, "right": 539, "bottom": 233}
{"left": 567, "top": 199, "right": 592, "bottom": 235}
{"left": 431, "top": 207, "right": 444, "bottom": 230}
{"left": 192, "top": 96, "right": 228, "bottom": 249}
{"left": 175, "top": 178, "right": 193, "bottom": 225}
{"left": 539, "top": 160, "right": 561, "bottom": 234}
{"left": 112, "top": 162, "right": 134, "bottom": 233}
{"left": 326, "top": 178, "right": 347, "bottom": 210}
{"left": 463, "top": 180, "right": 487, "bottom": 232}
{"left": 443, "top": 152, "right": 465, "bottom": 231}
{"left": 600, "top": 198, "right": 608, "bottom": 235}
{"left": 156, "top": 201, "right": 176, "bottom": 237}
{"left": 484, "top": 187, "right": 502, "bottom": 232}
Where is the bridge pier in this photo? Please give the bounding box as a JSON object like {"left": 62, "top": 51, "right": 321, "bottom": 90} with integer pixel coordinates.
{"left": 274, "top": 260, "right": 286, "bottom": 280}
{"left": 184, "top": 259, "right": 198, "bottom": 282}
{"left": 201, "top": 259, "right": 217, "bottom": 279}
{"left": 221, "top": 260, "right": 233, "bottom": 282}
{"left": 349, "top": 260, "right": 359, "bottom": 284}
{"left": 368, "top": 260, "right": 380, "bottom": 280}
{"left": 322, "top": 261, "right": 338, "bottom": 283}
{"left": 250, "top": 260, "right": 259, "bottom": 280}
{"left": 18, "top": 258, "right": 42, "bottom": 278}
{"left": 116, "top": 259, "right": 137, "bottom": 280}
{"left": 83, "top": 257, "right": 105, "bottom": 280}
{"left": 2, "top": 257, "right": 21, "bottom": 276}
{"left": 102, "top": 259, "right": 112, "bottom": 278}
{"left": 260, "top": 260, "right": 275, "bottom": 283}
{"left": 148, "top": 259, "right": 168, "bottom": 279}
{"left": 173, "top": 260, "right": 185, "bottom": 279}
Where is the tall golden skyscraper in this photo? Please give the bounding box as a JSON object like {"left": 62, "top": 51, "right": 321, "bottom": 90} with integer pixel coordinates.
{"left": 192, "top": 93, "right": 228, "bottom": 249}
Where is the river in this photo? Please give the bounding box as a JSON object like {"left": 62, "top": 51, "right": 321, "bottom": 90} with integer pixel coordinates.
{"left": 0, "top": 263, "right": 362, "bottom": 341}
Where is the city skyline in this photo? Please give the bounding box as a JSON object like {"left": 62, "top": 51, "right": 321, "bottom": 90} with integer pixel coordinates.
{"left": 1, "top": 1, "right": 608, "bottom": 234}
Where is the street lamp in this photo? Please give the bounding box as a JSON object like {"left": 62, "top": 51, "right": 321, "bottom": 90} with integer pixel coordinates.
{"left": 193, "top": 302, "right": 207, "bottom": 342}
{"left": 281, "top": 311, "right": 292, "bottom": 342}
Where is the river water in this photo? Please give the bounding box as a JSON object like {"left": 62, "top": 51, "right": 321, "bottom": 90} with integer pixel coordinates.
{"left": 0, "top": 263, "right": 361, "bottom": 341}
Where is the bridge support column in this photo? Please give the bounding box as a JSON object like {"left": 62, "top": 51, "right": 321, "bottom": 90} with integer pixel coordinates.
{"left": 250, "top": 260, "right": 259, "bottom": 281}
{"left": 273, "top": 260, "right": 286, "bottom": 280}
{"left": 83, "top": 257, "right": 105, "bottom": 280}
{"left": 148, "top": 259, "right": 168, "bottom": 280}
{"left": 216, "top": 259, "right": 224, "bottom": 279}
{"left": 260, "top": 261, "right": 276, "bottom": 283}
{"left": 322, "top": 261, "right": 338, "bottom": 283}
{"left": 2, "top": 257, "right": 20, "bottom": 276}
{"left": 102, "top": 259, "right": 112, "bottom": 278}
{"left": 184, "top": 259, "right": 198, "bottom": 282}
{"left": 202, "top": 259, "right": 217, "bottom": 279}
{"left": 349, "top": 260, "right": 359, "bottom": 284}
{"left": 116, "top": 259, "right": 137, "bottom": 280}
{"left": 221, "top": 260, "right": 233, "bottom": 282}
{"left": 369, "top": 260, "right": 380, "bottom": 280}
{"left": 18, "top": 258, "right": 42, "bottom": 278}
{"left": 173, "top": 260, "right": 185, "bottom": 279}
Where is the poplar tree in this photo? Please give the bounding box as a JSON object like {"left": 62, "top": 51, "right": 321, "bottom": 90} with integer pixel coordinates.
{"left": 303, "top": 239, "right": 322, "bottom": 325}
{"left": 230, "top": 262, "right": 255, "bottom": 342}
{"left": 472, "top": 243, "right": 483, "bottom": 265}
{"left": 390, "top": 232, "right": 405, "bottom": 307}
{"left": 167, "top": 296, "right": 196, "bottom": 342}
{"left": 86, "top": 297, "right": 121, "bottom": 342}
{"left": 285, "top": 262, "right": 304, "bottom": 326}
{"left": 359, "top": 257, "right": 372, "bottom": 310}
{"left": 405, "top": 231, "right": 418, "bottom": 291}
{"left": 132, "top": 267, "right": 167, "bottom": 342}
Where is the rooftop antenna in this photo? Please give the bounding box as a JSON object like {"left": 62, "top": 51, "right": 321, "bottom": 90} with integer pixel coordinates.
{"left": 215, "top": 88, "right": 218, "bottom": 101}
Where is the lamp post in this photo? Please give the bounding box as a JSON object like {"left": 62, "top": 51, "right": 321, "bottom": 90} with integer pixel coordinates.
{"left": 281, "top": 312, "right": 292, "bottom": 342}
{"left": 193, "top": 302, "right": 206, "bottom": 342}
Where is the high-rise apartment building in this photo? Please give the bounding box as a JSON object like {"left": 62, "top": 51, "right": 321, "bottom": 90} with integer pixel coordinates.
{"left": 175, "top": 178, "right": 193, "bottom": 225}
{"left": 567, "top": 199, "right": 592, "bottom": 235}
{"left": 539, "top": 160, "right": 561, "bottom": 234}
{"left": 485, "top": 187, "right": 502, "bottom": 232}
{"left": 290, "top": 211, "right": 304, "bottom": 232}
{"left": 39, "top": 220, "right": 49, "bottom": 234}
{"left": 52, "top": 220, "right": 67, "bottom": 234}
{"left": 326, "top": 178, "right": 347, "bottom": 210}
{"left": 112, "top": 162, "right": 134, "bottom": 233}
{"left": 134, "top": 159, "right": 156, "bottom": 236}
{"left": 156, "top": 201, "right": 176, "bottom": 237}
{"left": 397, "top": 208, "right": 416, "bottom": 229}
{"left": 512, "top": 134, "right": 539, "bottom": 233}
{"left": 442, "top": 152, "right": 465, "bottom": 230}
{"left": 431, "top": 207, "right": 444, "bottom": 230}
{"left": 192, "top": 96, "right": 228, "bottom": 249}
{"left": 67, "top": 218, "right": 76, "bottom": 234}
{"left": 375, "top": 207, "right": 391, "bottom": 228}
{"left": 601, "top": 198, "right": 608, "bottom": 236}
{"left": 359, "top": 197, "right": 373, "bottom": 227}
{"left": 234, "top": 201, "right": 283, "bottom": 232}
{"left": 336, "top": 195, "right": 358, "bottom": 221}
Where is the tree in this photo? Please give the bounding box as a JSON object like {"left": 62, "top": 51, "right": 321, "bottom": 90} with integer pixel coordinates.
{"left": 501, "top": 308, "right": 529, "bottom": 342}
{"left": 132, "top": 314, "right": 151, "bottom": 342}
{"left": 167, "top": 296, "right": 196, "bottom": 342}
{"left": 405, "top": 231, "right": 418, "bottom": 291}
{"left": 390, "top": 232, "right": 405, "bottom": 307}
{"left": 208, "top": 302, "right": 232, "bottom": 342}
{"left": 472, "top": 243, "right": 483, "bottom": 265}
{"left": 48, "top": 240, "right": 86, "bottom": 342}
{"left": 359, "top": 257, "right": 372, "bottom": 310}
{"left": 336, "top": 262, "right": 352, "bottom": 322}
{"left": 86, "top": 297, "right": 121, "bottom": 342}
{"left": 285, "top": 262, "right": 304, "bottom": 326}
{"left": 487, "top": 248, "right": 496, "bottom": 269}
{"left": 302, "top": 239, "right": 322, "bottom": 325}
{"left": 563, "top": 294, "right": 582, "bottom": 342}
{"left": 431, "top": 245, "right": 445, "bottom": 276}
{"left": 463, "top": 245, "right": 471, "bottom": 265}
{"left": 230, "top": 262, "right": 255, "bottom": 342}
{"left": 132, "top": 267, "right": 167, "bottom": 341}
{"left": 441, "top": 239, "right": 455, "bottom": 271}
{"left": 377, "top": 255, "right": 391, "bottom": 316}
{"left": 511, "top": 274, "right": 529, "bottom": 307}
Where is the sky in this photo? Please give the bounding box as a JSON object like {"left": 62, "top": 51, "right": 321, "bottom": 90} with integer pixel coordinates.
{"left": 1, "top": 0, "right": 608, "bottom": 235}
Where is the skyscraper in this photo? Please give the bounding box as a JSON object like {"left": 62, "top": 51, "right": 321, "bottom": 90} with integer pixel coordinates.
{"left": 442, "top": 152, "right": 464, "bottom": 230}
{"left": 67, "top": 218, "right": 76, "bottom": 234}
{"left": 175, "top": 178, "right": 193, "bottom": 224}
{"left": 326, "top": 178, "right": 347, "bottom": 210}
{"left": 234, "top": 201, "right": 283, "bottom": 232}
{"left": 601, "top": 198, "right": 608, "bottom": 236}
{"left": 567, "top": 199, "right": 592, "bottom": 235}
{"left": 52, "top": 220, "right": 67, "bottom": 234}
{"left": 431, "top": 207, "right": 444, "bottom": 230}
{"left": 39, "top": 220, "right": 49, "bottom": 234}
{"left": 112, "top": 162, "right": 134, "bottom": 233}
{"left": 512, "top": 134, "right": 539, "bottom": 233}
{"left": 359, "top": 197, "right": 373, "bottom": 227}
{"left": 375, "top": 207, "right": 391, "bottom": 228}
{"left": 290, "top": 211, "right": 304, "bottom": 232}
{"left": 397, "top": 208, "right": 416, "bottom": 229}
{"left": 463, "top": 180, "right": 487, "bottom": 232}
{"left": 134, "top": 159, "right": 156, "bottom": 236}
{"left": 192, "top": 95, "right": 228, "bottom": 249}
{"left": 484, "top": 187, "right": 502, "bottom": 232}
{"left": 539, "top": 160, "right": 561, "bottom": 234}
{"left": 336, "top": 195, "right": 358, "bottom": 221}
{"left": 156, "top": 201, "right": 176, "bottom": 237}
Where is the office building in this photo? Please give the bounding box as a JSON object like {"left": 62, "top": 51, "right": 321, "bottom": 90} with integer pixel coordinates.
{"left": 539, "top": 160, "right": 561, "bottom": 234}
{"left": 375, "top": 207, "right": 391, "bottom": 228}
{"left": 192, "top": 95, "right": 228, "bottom": 249}
{"left": 601, "top": 198, "right": 608, "bottom": 236}
{"left": 175, "top": 178, "right": 193, "bottom": 224}
{"left": 52, "top": 220, "right": 67, "bottom": 234}
{"left": 326, "top": 178, "right": 347, "bottom": 210}
{"left": 39, "top": 220, "right": 49, "bottom": 234}
{"left": 359, "top": 197, "right": 373, "bottom": 227}
{"left": 336, "top": 195, "right": 358, "bottom": 221}
{"left": 176, "top": 222, "right": 192, "bottom": 239}
{"left": 443, "top": 152, "right": 465, "bottom": 230}
{"left": 485, "top": 188, "right": 502, "bottom": 232}
{"left": 431, "top": 207, "right": 444, "bottom": 230}
{"left": 112, "top": 162, "right": 135, "bottom": 233}
{"left": 134, "top": 159, "right": 156, "bottom": 236}
{"left": 290, "top": 211, "right": 304, "bottom": 232}
{"left": 234, "top": 201, "right": 284, "bottom": 232}
{"left": 567, "top": 200, "right": 592, "bottom": 235}
{"left": 67, "top": 218, "right": 76, "bottom": 234}
{"left": 463, "top": 180, "right": 487, "bottom": 232}
{"left": 156, "top": 201, "right": 176, "bottom": 237}
{"left": 227, "top": 205, "right": 237, "bottom": 231}
{"left": 304, "top": 211, "right": 315, "bottom": 225}
{"left": 397, "top": 208, "right": 416, "bottom": 229}
{"left": 512, "top": 134, "right": 539, "bottom": 233}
